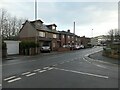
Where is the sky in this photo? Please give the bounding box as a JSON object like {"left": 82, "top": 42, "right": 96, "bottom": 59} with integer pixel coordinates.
{"left": 0, "top": 0, "right": 119, "bottom": 37}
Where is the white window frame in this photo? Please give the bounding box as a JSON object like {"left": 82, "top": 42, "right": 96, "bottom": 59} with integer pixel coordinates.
{"left": 52, "top": 26, "right": 56, "bottom": 30}
{"left": 62, "top": 35, "right": 64, "bottom": 38}
{"left": 68, "top": 36, "right": 70, "bottom": 39}
{"left": 39, "top": 31, "right": 45, "bottom": 37}
{"left": 53, "top": 34, "right": 57, "bottom": 38}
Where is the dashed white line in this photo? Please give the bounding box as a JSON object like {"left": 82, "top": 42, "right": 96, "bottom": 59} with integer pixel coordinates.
{"left": 0, "top": 84, "right": 1, "bottom": 86}
{"left": 22, "top": 72, "right": 31, "bottom": 75}
{"left": 43, "top": 67, "right": 49, "bottom": 69}
{"left": 39, "top": 70, "right": 47, "bottom": 73}
{"left": 54, "top": 68, "right": 109, "bottom": 79}
{"left": 26, "top": 73, "right": 36, "bottom": 77}
{"left": 4, "top": 76, "right": 16, "bottom": 81}
{"left": 7, "top": 77, "right": 21, "bottom": 83}
{"left": 34, "top": 69, "right": 41, "bottom": 72}
{"left": 47, "top": 68, "right": 53, "bottom": 70}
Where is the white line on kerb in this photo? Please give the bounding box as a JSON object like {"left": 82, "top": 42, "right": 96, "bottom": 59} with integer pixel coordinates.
{"left": 22, "top": 72, "right": 31, "bottom": 75}
{"left": 54, "top": 68, "right": 109, "bottom": 79}
{"left": 39, "top": 70, "right": 47, "bottom": 73}
{"left": 26, "top": 73, "right": 36, "bottom": 77}
{"left": 7, "top": 77, "right": 21, "bottom": 83}
{"left": 96, "top": 65, "right": 106, "bottom": 68}
{"left": 4, "top": 76, "right": 16, "bottom": 81}
{"left": 34, "top": 69, "right": 41, "bottom": 72}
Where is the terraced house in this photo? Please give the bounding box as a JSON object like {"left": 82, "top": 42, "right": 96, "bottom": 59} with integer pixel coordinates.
{"left": 58, "top": 30, "right": 81, "bottom": 47}
{"left": 19, "top": 19, "right": 60, "bottom": 51}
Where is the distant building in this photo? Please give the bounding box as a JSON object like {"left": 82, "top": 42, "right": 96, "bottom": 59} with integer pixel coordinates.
{"left": 58, "top": 30, "right": 81, "bottom": 47}
{"left": 80, "top": 36, "right": 91, "bottom": 47}
{"left": 91, "top": 35, "right": 109, "bottom": 46}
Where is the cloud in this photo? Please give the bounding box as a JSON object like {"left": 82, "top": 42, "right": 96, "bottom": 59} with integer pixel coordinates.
{"left": 0, "top": 1, "right": 118, "bottom": 37}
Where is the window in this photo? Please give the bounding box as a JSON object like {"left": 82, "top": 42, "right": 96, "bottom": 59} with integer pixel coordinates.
{"left": 53, "top": 34, "right": 57, "bottom": 38}
{"left": 76, "top": 38, "right": 77, "bottom": 41}
{"left": 39, "top": 32, "right": 45, "bottom": 37}
{"left": 68, "top": 36, "right": 70, "bottom": 39}
{"left": 62, "top": 35, "right": 64, "bottom": 38}
{"left": 52, "top": 26, "right": 56, "bottom": 30}
{"left": 53, "top": 43, "right": 55, "bottom": 47}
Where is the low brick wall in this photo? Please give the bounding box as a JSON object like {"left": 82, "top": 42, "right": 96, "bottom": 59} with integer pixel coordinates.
{"left": 58, "top": 47, "right": 70, "bottom": 52}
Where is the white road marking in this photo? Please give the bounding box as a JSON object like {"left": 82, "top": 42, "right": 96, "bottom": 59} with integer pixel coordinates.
{"left": 54, "top": 68, "right": 109, "bottom": 79}
{"left": 43, "top": 67, "right": 49, "bottom": 69}
{"left": 39, "top": 70, "right": 47, "bottom": 73}
{"left": 4, "top": 76, "right": 16, "bottom": 81}
{"left": 0, "top": 84, "right": 1, "bottom": 86}
{"left": 47, "top": 68, "right": 53, "bottom": 70}
{"left": 22, "top": 72, "right": 31, "bottom": 75}
{"left": 26, "top": 73, "right": 36, "bottom": 77}
{"left": 96, "top": 65, "right": 106, "bottom": 68}
{"left": 7, "top": 77, "right": 21, "bottom": 83}
{"left": 52, "top": 65, "right": 56, "bottom": 66}
{"left": 34, "top": 69, "right": 41, "bottom": 72}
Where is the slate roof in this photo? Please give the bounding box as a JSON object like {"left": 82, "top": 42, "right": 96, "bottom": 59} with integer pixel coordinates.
{"left": 29, "top": 20, "right": 59, "bottom": 34}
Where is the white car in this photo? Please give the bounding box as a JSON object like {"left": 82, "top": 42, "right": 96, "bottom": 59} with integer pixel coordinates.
{"left": 40, "top": 45, "right": 51, "bottom": 53}
{"left": 80, "top": 45, "right": 85, "bottom": 49}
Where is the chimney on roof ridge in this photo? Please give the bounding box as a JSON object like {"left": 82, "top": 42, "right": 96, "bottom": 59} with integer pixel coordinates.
{"left": 67, "top": 29, "right": 70, "bottom": 33}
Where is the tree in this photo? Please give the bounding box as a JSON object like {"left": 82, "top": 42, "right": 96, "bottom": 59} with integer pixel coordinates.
{"left": 0, "top": 8, "right": 26, "bottom": 40}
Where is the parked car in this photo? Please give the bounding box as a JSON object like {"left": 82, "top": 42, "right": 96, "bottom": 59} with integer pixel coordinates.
{"left": 80, "top": 45, "right": 85, "bottom": 49}
{"left": 40, "top": 45, "right": 51, "bottom": 53}
{"left": 73, "top": 45, "right": 80, "bottom": 50}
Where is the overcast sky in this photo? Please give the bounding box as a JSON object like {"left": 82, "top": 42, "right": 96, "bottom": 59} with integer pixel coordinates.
{"left": 0, "top": 0, "right": 119, "bottom": 37}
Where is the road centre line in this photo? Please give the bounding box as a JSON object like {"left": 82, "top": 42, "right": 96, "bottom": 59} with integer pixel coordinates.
{"left": 26, "top": 73, "right": 36, "bottom": 77}
{"left": 33, "top": 69, "right": 41, "bottom": 72}
{"left": 47, "top": 68, "right": 53, "bottom": 70}
{"left": 21, "top": 72, "right": 31, "bottom": 75}
{"left": 4, "top": 76, "right": 16, "bottom": 81}
{"left": 7, "top": 77, "right": 21, "bottom": 83}
{"left": 39, "top": 70, "right": 47, "bottom": 73}
{"left": 43, "top": 67, "right": 49, "bottom": 69}
{"left": 54, "top": 67, "right": 109, "bottom": 79}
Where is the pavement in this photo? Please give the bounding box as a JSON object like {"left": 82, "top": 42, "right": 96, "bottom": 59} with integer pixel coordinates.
{"left": 89, "top": 51, "right": 120, "bottom": 65}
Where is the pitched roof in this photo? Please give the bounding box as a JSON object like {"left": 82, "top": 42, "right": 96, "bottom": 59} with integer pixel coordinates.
{"left": 29, "top": 20, "right": 59, "bottom": 34}
{"left": 58, "top": 31, "right": 75, "bottom": 36}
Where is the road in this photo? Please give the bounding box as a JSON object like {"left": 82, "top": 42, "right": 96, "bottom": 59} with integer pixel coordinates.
{"left": 2, "top": 46, "right": 118, "bottom": 88}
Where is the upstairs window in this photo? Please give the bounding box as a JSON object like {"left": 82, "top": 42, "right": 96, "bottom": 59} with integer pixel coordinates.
{"left": 62, "top": 35, "right": 64, "bottom": 38}
{"left": 52, "top": 26, "right": 56, "bottom": 30}
{"left": 39, "top": 31, "right": 45, "bottom": 37}
{"left": 68, "top": 36, "right": 70, "bottom": 39}
{"left": 53, "top": 34, "right": 57, "bottom": 38}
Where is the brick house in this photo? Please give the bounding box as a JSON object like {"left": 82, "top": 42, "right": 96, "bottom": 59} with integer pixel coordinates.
{"left": 80, "top": 36, "right": 91, "bottom": 48}
{"left": 59, "top": 30, "right": 81, "bottom": 47}
{"left": 19, "top": 19, "right": 60, "bottom": 51}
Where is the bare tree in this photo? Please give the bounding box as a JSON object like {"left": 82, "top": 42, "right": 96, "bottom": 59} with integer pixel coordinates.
{"left": 0, "top": 8, "right": 26, "bottom": 40}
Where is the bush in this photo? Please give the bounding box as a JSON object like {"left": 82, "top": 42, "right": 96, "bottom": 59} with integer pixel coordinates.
{"left": 20, "top": 41, "right": 39, "bottom": 49}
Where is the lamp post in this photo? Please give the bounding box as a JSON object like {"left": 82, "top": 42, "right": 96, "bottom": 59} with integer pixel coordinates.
{"left": 91, "top": 29, "right": 93, "bottom": 46}
{"left": 35, "top": 0, "right": 37, "bottom": 43}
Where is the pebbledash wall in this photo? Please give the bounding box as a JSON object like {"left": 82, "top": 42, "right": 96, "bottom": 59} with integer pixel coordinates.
{"left": 4, "top": 40, "right": 21, "bottom": 55}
